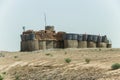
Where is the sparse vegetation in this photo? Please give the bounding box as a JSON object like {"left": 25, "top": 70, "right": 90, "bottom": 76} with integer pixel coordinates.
{"left": 85, "top": 58, "right": 91, "bottom": 64}
{"left": 45, "top": 53, "right": 53, "bottom": 57}
{"left": 14, "top": 56, "right": 18, "bottom": 58}
{"left": 0, "top": 53, "right": 5, "bottom": 57}
{"left": 111, "top": 63, "right": 120, "bottom": 70}
{"left": 1, "top": 49, "right": 120, "bottom": 79}
{"left": 64, "top": 52, "right": 67, "bottom": 55}
{"left": 0, "top": 75, "right": 3, "bottom": 80}
{"left": 15, "top": 75, "right": 20, "bottom": 80}
{"left": 65, "top": 58, "right": 71, "bottom": 63}
{"left": 99, "top": 48, "right": 101, "bottom": 51}
{"left": 2, "top": 72, "right": 6, "bottom": 75}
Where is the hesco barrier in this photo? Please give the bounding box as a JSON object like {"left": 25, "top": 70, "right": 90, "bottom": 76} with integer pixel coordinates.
{"left": 87, "top": 41, "right": 96, "bottom": 48}
{"left": 106, "top": 39, "right": 112, "bottom": 48}
{"left": 39, "top": 40, "right": 46, "bottom": 50}
{"left": 21, "top": 33, "right": 35, "bottom": 41}
{"left": 97, "top": 36, "right": 102, "bottom": 42}
{"left": 78, "top": 41, "right": 87, "bottom": 48}
{"left": 21, "top": 34, "right": 26, "bottom": 41}
{"left": 46, "top": 40, "right": 54, "bottom": 49}
{"left": 97, "top": 42, "right": 107, "bottom": 48}
{"left": 21, "top": 27, "right": 112, "bottom": 51}
{"left": 56, "top": 41, "right": 60, "bottom": 48}
{"left": 56, "top": 32, "right": 66, "bottom": 40}
{"left": 53, "top": 40, "right": 57, "bottom": 48}
{"left": 87, "top": 35, "right": 98, "bottom": 42}
{"left": 26, "top": 34, "right": 30, "bottom": 40}
{"left": 63, "top": 33, "right": 78, "bottom": 40}
{"left": 60, "top": 40, "right": 64, "bottom": 48}
{"left": 29, "top": 33, "right": 35, "bottom": 40}
{"left": 57, "top": 40, "right": 64, "bottom": 48}
{"left": 23, "top": 30, "right": 34, "bottom": 34}
{"left": 64, "top": 34, "right": 72, "bottom": 40}
{"left": 87, "top": 35, "right": 93, "bottom": 41}
{"left": 102, "top": 35, "right": 107, "bottom": 42}
{"left": 27, "top": 40, "right": 39, "bottom": 51}
{"left": 72, "top": 34, "right": 78, "bottom": 40}
{"left": 107, "top": 44, "right": 112, "bottom": 48}
{"left": 56, "top": 40, "right": 64, "bottom": 48}
{"left": 82, "top": 34, "right": 88, "bottom": 41}
{"left": 21, "top": 41, "right": 28, "bottom": 51}
{"left": 93, "top": 35, "right": 98, "bottom": 42}
{"left": 78, "top": 34, "right": 83, "bottom": 41}
{"left": 64, "top": 40, "right": 78, "bottom": 48}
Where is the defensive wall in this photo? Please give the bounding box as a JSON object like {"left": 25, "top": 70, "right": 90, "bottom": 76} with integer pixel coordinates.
{"left": 20, "top": 26, "right": 112, "bottom": 51}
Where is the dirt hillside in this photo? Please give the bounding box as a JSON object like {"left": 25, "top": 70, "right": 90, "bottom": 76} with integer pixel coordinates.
{"left": 0, "top": 48, "right": 120, "bottom": 80}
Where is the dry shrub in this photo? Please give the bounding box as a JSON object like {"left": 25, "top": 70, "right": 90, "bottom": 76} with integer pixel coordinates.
{"left": 85, "top": 58, "right": 91, "bottom": 64}
{"left": 111, "top": 63, "right": 120, "bottom": 70}
{"left": 65, "top": 58, "right": 71, "bottom": 63}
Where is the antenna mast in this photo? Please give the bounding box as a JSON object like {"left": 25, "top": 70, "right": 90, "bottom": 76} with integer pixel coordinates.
{"left": 44, "top": 13, "right": 47, "bottom": 28}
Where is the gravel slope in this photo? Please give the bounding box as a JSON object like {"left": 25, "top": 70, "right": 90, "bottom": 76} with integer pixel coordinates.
{"left": 0, "top": 48, "right": 120, "bottom": 80}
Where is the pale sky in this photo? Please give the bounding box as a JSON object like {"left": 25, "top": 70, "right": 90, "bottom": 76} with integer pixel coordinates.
{"left": 0, "top": 0, "right": 120, "bottom": 51}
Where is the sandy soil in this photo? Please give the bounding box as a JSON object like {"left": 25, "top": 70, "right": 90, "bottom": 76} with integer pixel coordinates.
{"left": 0, "top": 48, "right": 120, "bottom": 80}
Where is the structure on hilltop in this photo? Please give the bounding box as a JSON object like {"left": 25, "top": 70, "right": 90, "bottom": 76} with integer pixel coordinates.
{"left": 20, "top": 26, "right": 112, "bottom": 51}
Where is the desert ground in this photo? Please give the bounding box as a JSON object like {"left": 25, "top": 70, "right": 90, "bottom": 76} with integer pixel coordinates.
{"left": 0, "top": 48, "right": 120, "bottom": 80}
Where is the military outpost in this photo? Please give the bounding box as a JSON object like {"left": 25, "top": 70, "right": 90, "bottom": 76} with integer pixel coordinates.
{"left": 20, "top": 26, "right": 112, "bottom": 51}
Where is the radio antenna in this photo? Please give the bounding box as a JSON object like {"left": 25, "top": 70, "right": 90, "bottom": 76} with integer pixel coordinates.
{"left": 44, "top": 13, "right": 47, "bottom": 28}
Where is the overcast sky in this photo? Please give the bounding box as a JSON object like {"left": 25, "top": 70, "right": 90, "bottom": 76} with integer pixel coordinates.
{"left": 0, "top": 0, "right": 120, "bottom": 51}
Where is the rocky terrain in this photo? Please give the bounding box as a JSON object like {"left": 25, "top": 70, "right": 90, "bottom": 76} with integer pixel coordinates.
{"left": 0, "top": 48, "right": 120, "bottom": 80}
